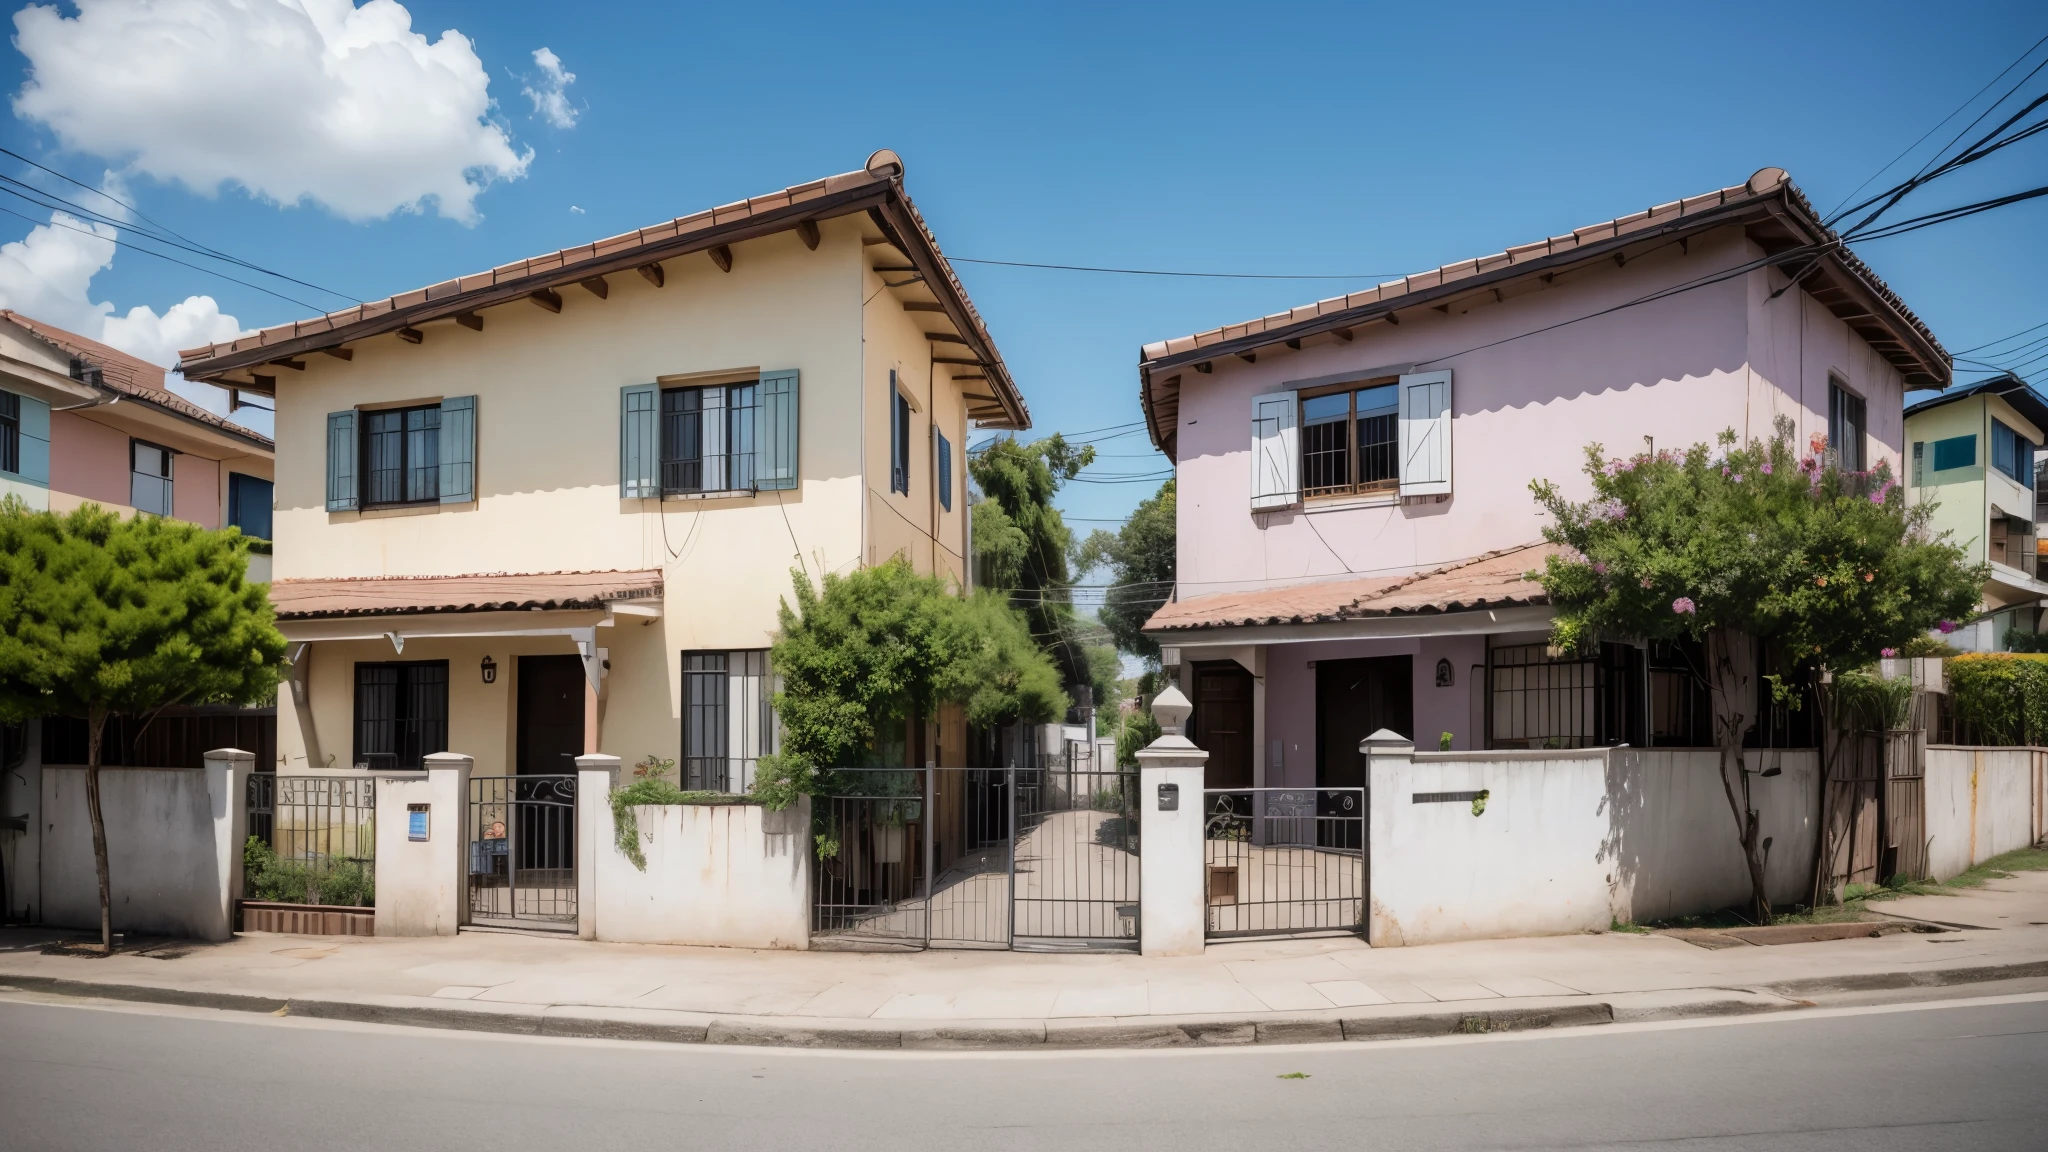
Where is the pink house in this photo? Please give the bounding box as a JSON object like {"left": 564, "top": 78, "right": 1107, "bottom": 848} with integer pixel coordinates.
{"left": 1138, "top": 169, "right": 1948, "bottom": 791}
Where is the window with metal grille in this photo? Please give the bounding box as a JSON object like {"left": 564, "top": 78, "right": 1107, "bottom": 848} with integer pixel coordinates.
{"left": 660, "top": 381, "right": 759, "bottom": 494}
{"left": 1828, "top": 381, "right": 1866, "bottom": 472}
{"left": 130, "top": 438, "right": 174, "bottom": 516}
{"left": 890, "top": 380, "right": 912, "bottom": 495}
{"left": 681, "top": 650, "right": 776, "bottom": 792}
{"left": 353, "top": 661, "right": 448, "bottom": 770}
{"left": 361, "top": 405, "right": 440, "bottom": 507}
{"left": 1300, "top": 381, "right": 1399, "bottom": 499}
{"left": 0, "top": 390, "right": 17, "bottom": 474}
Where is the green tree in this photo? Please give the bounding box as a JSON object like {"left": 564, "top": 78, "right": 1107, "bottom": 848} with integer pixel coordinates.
{"left": 969, "top": 433, "right": 1114, "bottom": 709}
{"left": 0, "top": 502, "right": 288, "bottom": 952}
{"left": 1076, "top": 479, "right": 1175, "bottom": 664}
{"left": 1530, "top": 418, "right": 1981, "bottom": 920}
{"left": 754, "top": 559, "right": 1066, "bottom": 807}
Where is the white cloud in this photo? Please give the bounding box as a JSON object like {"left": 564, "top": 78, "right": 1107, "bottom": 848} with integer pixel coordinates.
{"left": 569, "top": 204, "right": 585, "bottom": 214}
{"left": 12, "top": 0, "right": 531, "bottom": 224}
{"left": 102, "top": 295, "right": 243, "bottom": 369}
{"left": 523, "top": 47, "right": 577, "bottom": 129}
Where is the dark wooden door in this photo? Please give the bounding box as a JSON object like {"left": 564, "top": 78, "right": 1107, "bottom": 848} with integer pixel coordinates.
{"left": 517, "top": 655, "right": 586, "bottom": 775}
{"left": 1191, "top": 661, "right": 1255, "bottom": 790}
{"left": 1317, "top": 656, "right": 1413, "bottom": 789}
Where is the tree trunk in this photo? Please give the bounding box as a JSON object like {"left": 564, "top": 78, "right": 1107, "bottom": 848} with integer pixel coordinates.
{"left": 1809, "top": 683, "right": 1848, "bottom": 909}
{"left": 85, "top": 706, "right": 113, "bottom": 954}
{"left": 1704, "top": 628, "right": 1771, "bottom": 923}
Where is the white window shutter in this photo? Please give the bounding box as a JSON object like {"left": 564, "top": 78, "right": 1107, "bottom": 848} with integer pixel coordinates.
{"left": 1250, "top": 390, "right": 1299, "bottom": 510}
{"left": 1398, "top": 370, "right": 1452, "bottom": 497}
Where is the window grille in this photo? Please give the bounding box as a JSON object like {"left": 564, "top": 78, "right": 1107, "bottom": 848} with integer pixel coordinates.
{"left": 1300, "top": 382, "right": 1399, "bottom": 499}
{"left": 0, "top": 390, "right": 17, "bottom": 474}
{"left": 681, "top": 650, "right": 777, "bottom": 791}
{"left": 354, "top": 661, "right": 449, "bottom": 769}
{"left": 362, "top": 406, "right": 440, "bottom": 507}
{"left": 661, "top": 381, "right": 759, "bottom": 494}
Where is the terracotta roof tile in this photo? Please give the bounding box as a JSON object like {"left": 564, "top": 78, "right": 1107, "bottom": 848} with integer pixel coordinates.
{"left": 270, "top": 569, "right": 663, "bottom": 619}
{"left": 1145, "top": 543, "right": 1556, "bottom": 633}
{"left": 0, "top": 309, "right": 271, "bottom": 448}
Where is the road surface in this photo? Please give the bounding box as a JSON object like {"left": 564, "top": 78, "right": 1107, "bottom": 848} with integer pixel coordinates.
{"left": 2, "top": 992, "right": 2043, "bottom": 1151}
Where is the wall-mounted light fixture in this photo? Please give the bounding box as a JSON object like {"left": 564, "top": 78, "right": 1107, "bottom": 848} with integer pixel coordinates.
{"left": 480, "top": 655, "right": 497, "bottom": 684}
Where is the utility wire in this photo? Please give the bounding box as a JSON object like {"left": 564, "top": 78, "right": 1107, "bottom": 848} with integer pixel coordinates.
{"left": 0, "top": 203, "right": 329, "bottom": 312}
{"left": 952, "top": 256, "right": 1401, "bottom": 281}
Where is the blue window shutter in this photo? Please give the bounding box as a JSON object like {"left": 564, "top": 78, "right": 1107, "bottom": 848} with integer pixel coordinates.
{"left": 937, "top": 430, "right": 952, "bottom": 511}
{"left": 438, "top": 395, "right": 476, "bottom": 503}
{"left": 620, "top": 384, "right": 658, "bottom": 497}
{"left": 755, "top": 370, "right": 799, "bottom": 491}
{"left": 16, "top": 393, "right": 49, "bottom": 486}
{"left": 326, "top": 410, "right": 357, "bottom": 512}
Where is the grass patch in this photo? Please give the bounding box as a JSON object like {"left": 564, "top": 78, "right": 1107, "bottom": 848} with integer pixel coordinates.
{"left": 1644, "top": 843, "right": 2048, "bottom": 931}
{"left": 1277, "top": 1072, "right": 1310, "bottom": 1080}
{"left": 1940, "top": 844, "right": 2048, "bottom": 889}
{"left": 1608, "top": 917, "right": 1651, "bottom": 934}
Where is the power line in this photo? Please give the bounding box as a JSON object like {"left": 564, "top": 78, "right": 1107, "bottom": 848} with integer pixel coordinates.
{"left": 0, "top": 203, "right": 329, "bottom": 312}
{"left": 953, "top": 256, "right": 1402, "bottom": 281}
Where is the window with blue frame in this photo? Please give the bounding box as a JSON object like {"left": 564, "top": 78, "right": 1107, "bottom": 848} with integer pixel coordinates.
{"left": 228, "top": 472, "right": 273, "bottom": 540}
{"left": 1991, "top": 418, "right": 2036, "bottom": 485}
{"left": 936, "top": 429, "right": 953, "bottom": 511}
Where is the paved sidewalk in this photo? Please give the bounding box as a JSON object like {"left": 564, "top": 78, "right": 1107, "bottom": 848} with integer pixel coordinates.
{"left": 5, "top": 871, "right": 2047, "bottom": 1049}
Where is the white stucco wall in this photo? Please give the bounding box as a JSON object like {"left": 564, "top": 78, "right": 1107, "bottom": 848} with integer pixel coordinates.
{"left": 372, "top": 758, "right": 469, "bottom": 936}
{"left": 1369, "top": 746, "right": 1818, "bottom": 946}
{"left": 591, "top": 799, "right": 810, "bottom": 949}
{"left": 39, "top": 754, "right": 251, "bottom": 941}
{"left": 1924, "top": 747, "right": 2045, "bottom": 880}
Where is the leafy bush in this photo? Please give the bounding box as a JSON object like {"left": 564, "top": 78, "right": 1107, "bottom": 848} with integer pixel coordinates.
{"left": 242, "top": 835, "right": 374, "bottom": 906}
{"left": 1829, "top": 667, "right": 1914, "bottom": 731}
{"left": 1947, "top": 653, "right": 2048, "bottom": 745}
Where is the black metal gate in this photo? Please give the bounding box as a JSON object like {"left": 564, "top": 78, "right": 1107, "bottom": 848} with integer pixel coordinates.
{"left": 1204, "top": 787, "right": 1365, "bottom": 939}
{"left": 811, "top": 755, "right": 1139, "bottom": 951}
{"left": 468, "top": 774, "right": 578, "bottom": 929}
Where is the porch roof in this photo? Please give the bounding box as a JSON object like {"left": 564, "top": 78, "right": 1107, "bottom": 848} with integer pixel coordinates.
{"left": 270, "top": 569, "right": 663, "bottom": 620}
{"left": 1144, "top": 543, "right": 1555, "bottom": 635}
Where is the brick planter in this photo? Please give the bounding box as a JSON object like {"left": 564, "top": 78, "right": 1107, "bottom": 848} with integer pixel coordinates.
{"left": 239, "top": 900, "right": 375, "bottom": 936}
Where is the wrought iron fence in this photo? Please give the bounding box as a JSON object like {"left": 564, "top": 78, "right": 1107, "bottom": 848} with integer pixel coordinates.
{"left": 1013, "top": 762, "right": 1139, "bottom": 946}
{"left": 243, "top": 774, "right": 376, "bottom": 906}
{"left": 812, "top": 769, "right": 931, "bottom": 945}
{"left": 1203, "top": 787, "right": 1364, "bottom": 939}
{"left": 467, "top": 775, "right": 578, "bottom": 926}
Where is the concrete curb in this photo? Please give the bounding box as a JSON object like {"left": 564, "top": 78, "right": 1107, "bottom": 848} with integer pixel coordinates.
{"left": 2, "top": 959, "right": 2044, "bottom": 1051}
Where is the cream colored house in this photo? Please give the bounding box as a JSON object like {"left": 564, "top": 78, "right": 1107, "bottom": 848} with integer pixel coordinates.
{"left": 1903, "top": 372, "right": 2048, "bottom": 650}
{"left": 178, "top": 150, "right": 1029, "bottom": 787}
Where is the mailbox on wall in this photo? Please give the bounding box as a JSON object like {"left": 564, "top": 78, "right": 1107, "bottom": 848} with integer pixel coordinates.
{"left": 1157, "top": 783, "right": 1179, "bottom": 811}
{"left": 407, "top": 803, "right": 430, "bottom": 842}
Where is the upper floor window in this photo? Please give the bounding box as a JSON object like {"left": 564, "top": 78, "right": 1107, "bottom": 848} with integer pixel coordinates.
{"left": 1827, "top": 381, "right": 1866, "bottom": 472}
{"left": 889, "top": 372, "right": 912, "bottom": 495}
{"left": 228, "top": 472, "right": 273, "bottom": 541}
{"left": 0, "top": 390, "right": 17, "bottom": 474}
{"left": 130, "top": 438, "right": 173, "bottom": 516}
{"left": 661, "top": 380, "right": 758, "bottom": 494}
{"left": 1992, "top": 418, "right": 2036, "bottom": 486}
{"left": 325, "top": 396, "right": 475, "bottom": 514}
{"left": 936, "top": 428, "right": 953, "bottom": 511}
{"left": 363, "top": 404, "right": 440, "bottom": 506}
{"left": 1300, "top": 381, "right": 1399, "bottom": 499}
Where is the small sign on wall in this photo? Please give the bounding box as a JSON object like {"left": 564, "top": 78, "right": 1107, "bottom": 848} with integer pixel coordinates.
{"left": 407, "top": 803, "right": 430, "bottom": 842}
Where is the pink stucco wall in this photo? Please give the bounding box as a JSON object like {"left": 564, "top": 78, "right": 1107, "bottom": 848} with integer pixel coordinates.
{"left": 1262, "top": 633, "right": 1486, "bottom": 788}
{"left": 174, "top": 454, "right": 220, "bottom": 528}
{"left": 1170, "top": 225, "right": 1909, "bottom": 596}
{"left": 48, "top": 410, "right": 129, "bottom": 508}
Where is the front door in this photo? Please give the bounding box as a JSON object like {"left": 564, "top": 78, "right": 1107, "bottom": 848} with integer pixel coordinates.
{"left": 1191, "top": 661, "right": 1254, "bottom": 790}
{"left": 517, "top": 655, "right": 585, "bottom": 775}
{"left": 1316, "top": 656, "right": 1413, "bottom": 789}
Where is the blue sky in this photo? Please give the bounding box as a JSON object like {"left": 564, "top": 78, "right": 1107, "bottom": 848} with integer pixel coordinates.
{"left": 1, "top": 0, "right": 2043, "bottom": 538}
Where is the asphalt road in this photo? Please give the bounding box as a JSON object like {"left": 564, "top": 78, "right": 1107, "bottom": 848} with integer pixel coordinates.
{"left": 2, "top": 994, "right": 2044, "bottom": 1152}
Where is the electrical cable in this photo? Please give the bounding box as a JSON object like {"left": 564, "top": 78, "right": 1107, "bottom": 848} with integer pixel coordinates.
{"left": 951, "top": 256, "right": 1401, "bottom": 281}
{"left": 0, "top": 202, "right": 330, "bottom": 312}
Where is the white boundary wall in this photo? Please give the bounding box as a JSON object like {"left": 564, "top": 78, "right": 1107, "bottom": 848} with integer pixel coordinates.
{"left": 39, "top": 751, "right": 253, "bottom": 940}
{"left": 1370, "top": 745, "right": 1818, "bottom": 946}
{"left": 590, "top": 799, "right": 811, "bottom": 949}
{"left": 1924, "top": 747, "right": 2046, "bottom": 881}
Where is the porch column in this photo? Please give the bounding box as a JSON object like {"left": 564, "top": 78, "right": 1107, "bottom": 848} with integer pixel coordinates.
{"left": 202, "top": 748, "right": 254, "bottom": 942}
{"left": 373, "top": 753, "right": 470, "bottom": 936}
{"left": 1362, "top": 730, "right": 1414, "bottom": 947}
{"left": 1138, "top": 686, "right": 1208, "bottom": 957}
{"left": 575, "top": 753, "right": 621, "bottom": 941}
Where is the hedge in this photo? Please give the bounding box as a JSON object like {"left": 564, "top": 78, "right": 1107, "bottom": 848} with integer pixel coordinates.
{"left": 1946, "top": 653, "right": 2048, "bottom": 746}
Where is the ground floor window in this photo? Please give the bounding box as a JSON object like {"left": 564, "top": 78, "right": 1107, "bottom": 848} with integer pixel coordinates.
{"left": 354, "top": 660, "right": 449, "bottom": 769}
{"left": 681, "top": 650, "right": 776, "bottom": 791}
{"left": 1486, "top": 637, "right": 1808, "bottom": 751}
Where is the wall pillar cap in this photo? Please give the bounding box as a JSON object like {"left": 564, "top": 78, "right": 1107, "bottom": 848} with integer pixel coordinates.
{"left": 422, "top": 752, "right": 474, "bottom": 770}
{"left": 1360, "top": 729, "right": 1415, "bottom": 754}
{"left": 573, "top": 754, "right": 623, "bottom": 769}
{"left": 202, "top": 748, "right": 254, "bottom": 763}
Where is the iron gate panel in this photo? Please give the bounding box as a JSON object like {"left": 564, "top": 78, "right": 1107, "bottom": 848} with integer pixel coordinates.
{"left": 810, "top": 757, "right": 1140, "bottom": 951}
{"left": 468, "top": 774, "right": 578, "bottom": 928}
{"left": 1204, "top": 787, "right": 1365, "bottom": 939}
{"left": 241, "top": 774, "right": 376, "bottom": 902}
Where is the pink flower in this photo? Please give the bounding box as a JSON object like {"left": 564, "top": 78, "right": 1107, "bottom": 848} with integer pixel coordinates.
{"left": 1592, "top": 561, "right": 1609, "bottom": 575}
{"left": 1870, "top": 479, "right": 1894, "bottom": 505}
{"left": 1672, "top": 597, "right": 1696, "bottom": 615}
{"left": 1937, "top": 620, "right": 1959, "bottom": 634}
{"left": 1593, "top": 498, "right": 1628, "bottom": 521}
{"left": 1761, "top": 463, "right": 1773, "bottom": 475}
{"left": 1809, "top": 432, "right": 1828, "bottom": 455}
{"left": 1640, "top": 577, "right": 1654, "bottom": 589}
{"left": 1881, "top": 648, "right": 1899, "bottom": 658}
{"left": 1731, "top": 473, "right": 1744, "bottom": 483}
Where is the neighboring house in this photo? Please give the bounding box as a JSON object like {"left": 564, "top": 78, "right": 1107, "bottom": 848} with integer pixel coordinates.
{"left": 176, "top": 150, "right": 1028, "bottom": 790}
{"left": 0, "top": 311, "right": 277, "bottom": 923}
{"left": 1137, "top": 168, "right": 1949, "bottom": 790}
{"left": 1902, "top": 373, "right": 2048, "bottom": 651}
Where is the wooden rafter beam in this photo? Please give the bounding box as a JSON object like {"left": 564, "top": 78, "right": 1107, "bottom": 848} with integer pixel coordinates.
{"left": 271, "top": 358, "right": 305, "bottom": 370}
{"left": 1193, "top": 362, "right": 1212, "bottom": 374}
{"left": 931, "top": 356, "right": 984, "bottom": 366}
{"left": 1331, "top": 327, "right": 1354, "bottom": 343}
{"left": 926, "top": 332, "right": 970, "bottom": 345}
{"left": 637, "top": 263, "right": 665, "bottom": 288}
{"left": 796, "top": 219, "right": 820, "bottom": 251}
{"left": 320, "top": 347, "right": 354, "bottom": 361}
{"left": 580, "top": 276, "right": 609, "bottom": 300}
{"left": 398, "top": 327, "right": 424, "bottom": 344}
{"left": 708, "top": 245, "right": 733, "bottom": 273}
{"left": 902, "top": 301, "right": 945, "bottom": 312}
{"left": 530, "top": 289, "right": 563, "bottom": 313}
{"left": 455, "top": 313, "right": 483, "bottom": 332}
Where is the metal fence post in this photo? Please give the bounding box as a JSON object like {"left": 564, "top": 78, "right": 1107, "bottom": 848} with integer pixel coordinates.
{"left": 923, "top": 763, "right": 935, "bottom": 949}
{"left": 1006, "top": 762, "right": 1017, "bottom": 948}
